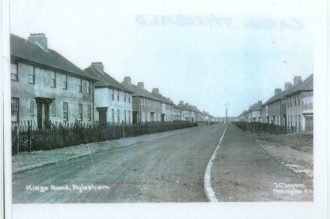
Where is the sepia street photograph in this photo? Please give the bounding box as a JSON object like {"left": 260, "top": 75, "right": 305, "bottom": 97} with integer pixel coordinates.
{"left": 7, "top": 0, "right": 317, "bottom": 206}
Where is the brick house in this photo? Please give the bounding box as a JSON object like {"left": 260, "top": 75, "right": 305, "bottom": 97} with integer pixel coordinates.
{"left": 122, "top": 77, "right": 162, "bottom": 123}
{"left": 151, "top": 88, "right": 174, "bottom": 122}
{"left": 284, "top": 74, "right": 313, "bottom": 132}
{"left": 84, "top": 62, "right": 133, "bottom": 125}
{"left": 172, "top": 104, "right": 182, "bottom": 121}
{"left": 247, "top": 101, "right": 263, "bottom": 122}
{"left": 11, "top": 33, "right": 97, "bottom": 129}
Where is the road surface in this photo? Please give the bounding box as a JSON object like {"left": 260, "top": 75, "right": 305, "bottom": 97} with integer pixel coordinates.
{"left": 12, "top": 123, "right": 312, "bottom": 203}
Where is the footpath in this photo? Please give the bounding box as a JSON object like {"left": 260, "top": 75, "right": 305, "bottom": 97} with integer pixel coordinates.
{"left": 210, "top": 124, "right": 313, "bottom": 202}
{"left": 12, "top": 126, "right": 197, "bottom": 174}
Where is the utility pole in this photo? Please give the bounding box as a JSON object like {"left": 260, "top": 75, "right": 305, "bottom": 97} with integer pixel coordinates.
{"left": 225, "top": 102, "right": 229, "bottom": 124}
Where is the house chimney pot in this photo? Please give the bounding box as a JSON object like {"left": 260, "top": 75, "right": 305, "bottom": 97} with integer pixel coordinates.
{"left": 123, "top": 76, "right": 131, "bottom": 84}
{"left": 152, "top": 88, "right": 159, "bottom": 94}
{"left": 91, "top": 62, "right": 104, "bottom": 72}
{"left": 137, "top": 82, "right": 144, "bottom": 89}
{"left": 285, "top": 82, "right": 292, "bottom": 90}
{"left": 275, "top": 88, "right": 282, "bottom": 95}
{"left": 293, "top": 76, "right": 302, "bottom": 85}
{"left": 28, "top": 33, "right": 47, "bottom": 50}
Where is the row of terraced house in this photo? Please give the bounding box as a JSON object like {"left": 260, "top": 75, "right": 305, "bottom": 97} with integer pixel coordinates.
{"left": 238, "top": 74, "right": 313, "bottom": 132}
{"left": 10, "top": 33, "right": 216, "bottom": 129}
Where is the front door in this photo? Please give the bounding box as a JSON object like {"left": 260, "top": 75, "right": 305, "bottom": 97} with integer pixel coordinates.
{"left": 37, "top": 101, "right": 43, "bottom": 129}
{"left": 133, "top": 111, "right": 138, "bottom": 124}
{"left": 98, "top": 107, "right": 108, "bottom": 127}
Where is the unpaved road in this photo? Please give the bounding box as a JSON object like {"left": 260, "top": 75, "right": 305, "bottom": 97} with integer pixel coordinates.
{"left": 12, "top": 123, "right": 312, "bottom": 203}
{"left": 13, "top": 124, "right": 225, "bottom": 203}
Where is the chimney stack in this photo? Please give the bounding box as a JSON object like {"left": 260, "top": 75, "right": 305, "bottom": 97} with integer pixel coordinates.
{"left": 293, "top": 76, "right": 302, "bottom": 85}
{"left": 179, "top": 100, "right": 184, "bottom": 105}
{"left": 123, "top": 76, "right": 131, "bottom": 84}
{"left": 258, "top": 100, "right": 262, "bottom": 105}
{"left": 91, "top": 62, "right": 104, "bottom": 72}
{"left": 275, "top": 88, "right": 282, "bottom": 95}
{"left": 28, "top": 33, "right": 47, "bottom": 50}
{"left": 137, "top": 82, "right": 144, "bottom": 89}
{"left": 152, "top": 88, "right": 159, "bottom": 94}
{"left": 284, "top": 82, "right": 292, "bottom": 90}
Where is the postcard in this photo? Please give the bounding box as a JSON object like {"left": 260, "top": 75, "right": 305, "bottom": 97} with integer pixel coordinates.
{"left": 1, "top": 0, "right": 328, "bottom": 218}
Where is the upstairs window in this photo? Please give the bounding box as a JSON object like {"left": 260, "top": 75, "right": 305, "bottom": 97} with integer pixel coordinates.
{"left": 51, "top": 71, "right": 56, "bottom": 88}
{"left": 79, "top": 79, "right": 82, "bottom": 93}
{"left": 28, "top": 67, "right": 35, "bottom": 84}
{"left": 117, "top": 90, "right": 120, "bottom": 101}
{"left": 11, "top": 63, "right": 18, "bottom": 81}
{"left": 128, "top": 94, "right": 131, "bottom": 103}
{"left": 111, "top": 89, "right": 114, "bottom": 100}
{"left": 86, "top": 81, "right": 91, "bottom": 94}
{"left": 124, "top": 93, "right": 127, "bottom": 102}
{"left": 63, "top": 75, "right": 68, "bottom": 90}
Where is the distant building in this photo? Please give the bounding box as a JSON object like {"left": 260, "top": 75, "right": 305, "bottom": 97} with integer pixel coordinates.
{"left": 84, "top": 62, "right": 133, "bottom": 125}
{"left": 151, "top": 88, "right": 174, "bottom": 122}
{"left": 172, "top": 104, "right": 181, "bottom": 121}
{"left": 247, "top": 101, "right": 263, "bottom": 122}
{"left": 11, "top": 33, "right": 97, "bottom": 129}
{"left": 284, "top": 74, "right": 313, "bottom": 132}
{"left": 264, "top": 86, "right": 289, "bottom": 126}
{"left": 122, "top": 77, "right": 162, "bottom": 123}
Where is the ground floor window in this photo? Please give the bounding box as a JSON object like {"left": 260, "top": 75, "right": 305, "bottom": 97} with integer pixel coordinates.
{"left": 30, "top": 100, "right": 35, "bottom": 116}
{"left": 11, "top": 97, "right": 19, "bottom": 124}
{"left": 111, "top": 109, "right": 115, "bottom": 123}
{"left": 63, "top": 102, "right": 68, "bottom": 122}
{"left": 87, "top": 104, "right": 92, "bottom": 121}
{"left": 78, "top": 103, "right": 83, "bottom": 121}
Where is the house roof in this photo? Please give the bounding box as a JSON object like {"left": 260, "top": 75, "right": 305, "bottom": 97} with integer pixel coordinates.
{"left": 10, "top": 34, "right": 97, "bottom": 81}
{"left": 121, "top": 82, "right": 161, "bottom": 101}
{"left": 151, "top": 92, "right": 173, "bottom": 104}
{"left": 84, "top": 66, "right": 132, "bottom": 92}
{"left": 248, "top": 102, "right": 263, "bottom": 112}
{"left": 283, "top": 74, "right": 313, "bottom": 97}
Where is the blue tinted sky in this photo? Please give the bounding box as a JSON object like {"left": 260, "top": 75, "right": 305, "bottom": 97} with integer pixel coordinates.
{"left": 10, "top": 0, "right": 314, "bottom": 116}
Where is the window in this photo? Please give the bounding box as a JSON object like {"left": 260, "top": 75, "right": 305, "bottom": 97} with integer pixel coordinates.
{"left": 128, "top": 110, "right": 131, "bottom": 123}
{"left": 294, "top": 97, "right": 297, "bottom": 106}
{"left": 124, "top": 110, "right": 127, "bottom": 122}
{"left": 298, "top": 95, "right": 300, "bottom": 105}
{"left": 111, "top": 109, "right": 115, "bottom": 123}
{"left": 63, "top": 75, "right": 68, "bottom": 90}
{"left": 51, "top": 102, "right": 56, "bottom": 116}
{"left": 117, "top": 90, "right": 119, "bottom": 101}
{"left": 51, "top": 71, "right": 56, "bottom": 87}
{"left": 79, "top": 79, "right": 82, "bottom": 93}
{"left": 11, "top": 63, "right": 18, "bottom": 81}
{"left": 86, "top": 81, "right": 91, "bottom": 94}
{"left": 128, "top": 94, "right": 131, "bottom": 103}
{"left": 30, "top": 101, "right": 35, "bottom": 116}
{"left": 87, "top": 104, "right": 92, "bottom": 121}
{"left": 124, "top": 93, "right": 126, "bottom": 102}
{"left": 11, "top": 98, "right": 19, "bottom": 123}
{"left": 78, "top": 104, "right": 83, "bottom": 121}
{"left": 298, "top": 115, "right": 301, "bottom": 130}
{"left": 63, "top": 102, "right": 68, "bottom": 122}
{"left": 28, "top": 67, "right": 35, "bottom": 84}
{"left": 111, "top": 89, "right": 114, "bottom": 100}
{"left": 117, "top": 109, "right": 120, "bottom": 123}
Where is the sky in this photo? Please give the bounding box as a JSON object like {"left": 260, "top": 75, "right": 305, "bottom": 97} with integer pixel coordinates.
{"left": 10, "top": 0, "right": 314, "bottom": 117}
